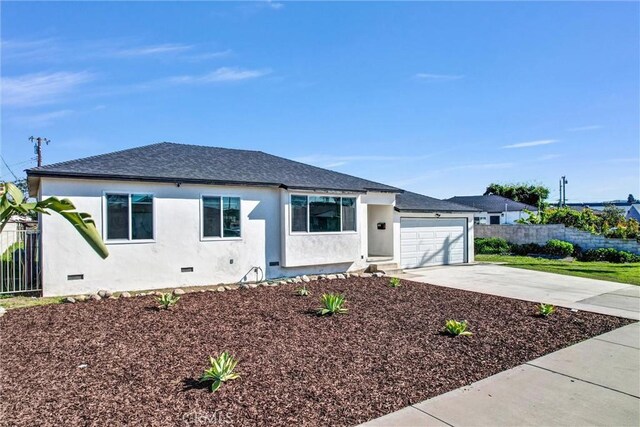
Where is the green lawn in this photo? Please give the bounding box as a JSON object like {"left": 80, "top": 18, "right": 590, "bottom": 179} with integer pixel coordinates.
{"left": 476, "top": 254, "right": 640, "bottom": 286}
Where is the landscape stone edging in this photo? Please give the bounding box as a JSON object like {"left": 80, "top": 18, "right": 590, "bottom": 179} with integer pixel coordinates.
{"left": 475, "top": 224, "right": 640, "bottom": 255}
{"left": 63, "top": 271, "right": 383, "bottom": 303}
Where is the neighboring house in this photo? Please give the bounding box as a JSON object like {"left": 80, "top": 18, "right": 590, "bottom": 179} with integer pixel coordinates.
{"left": 567, "top": 201, "right": 640, "bottom": 220}
{"left": 627, "top": 205, "right": 640, "bottom": 222}
{"left": 26, "top": 142, "right": 478, "bottom": 297}
{"left": 446, "top": 195, "right": 537, "bottom": 225}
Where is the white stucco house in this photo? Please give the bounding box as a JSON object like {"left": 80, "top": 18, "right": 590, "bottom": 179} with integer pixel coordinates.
{"left": 27, "top": 142, "right": 477, "bottom": 297}
{"left": 447, "top": 195, "right": 537, "bottom": 225}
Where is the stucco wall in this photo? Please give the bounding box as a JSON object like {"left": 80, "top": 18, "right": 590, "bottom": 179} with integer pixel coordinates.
{"left": 475, "top": 211, "right": 533, "bottom": 225}
{"left": 476, "top": 224, "right": 640, "bottom": 254}
{"left": 367, "top": 205, "right": 394, "bottom": 257}
{"left": 39, "top": 178, "right": 369, "bottom": 296}
{"left": 279, "top": 189, "right": 368, "bottom": 270}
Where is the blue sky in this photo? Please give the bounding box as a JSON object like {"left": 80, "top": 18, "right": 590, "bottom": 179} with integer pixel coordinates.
{"left": 2, "top": 1, "right": 638, "bottom": 202}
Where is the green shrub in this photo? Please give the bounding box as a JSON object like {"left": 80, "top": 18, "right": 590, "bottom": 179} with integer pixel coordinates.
{"left": 518, "top": 206, "right": 640, "bottom": 240}
{"left": 509, "top": 242, "right": 544, "bottom": 256}
{"left": 199, "top": 352, "right": 240, "bottom": 392}
{"left": 295, "top": 285, "right": 310, "bottom": 296}
{"left": 475, "top": 237, "right": 510, "bottom": 254}
{"left": 157, "top": 293, "right": 180, "bottom": 309}
{"left": 443, "top": 320, "right": 472, "bottom": 336}
{"left": 317, "top": 293, "right": 348, "bottom": 316}
{"left": 537, "top": 303, "right": 556, "bottom": 317}
{"left": 579, "top": 248, "right": 640, "bottom": 263}
{"left": 389, "top": 277, "right": 401, "bottom": 288}
{"left": 543, "top": 240, "right": 574, "bottom": 257}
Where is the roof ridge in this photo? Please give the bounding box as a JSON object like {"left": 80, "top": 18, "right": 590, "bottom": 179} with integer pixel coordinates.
{"left": 159, "top": 141, "right": 262, "bottom": 154}
{"left": 28, "top": 142, "right": 168, "bottom": 172}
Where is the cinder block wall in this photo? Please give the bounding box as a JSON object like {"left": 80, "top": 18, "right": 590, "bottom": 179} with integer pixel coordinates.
{"left": 476, "top": 224, "right": 640, "bottom": 255}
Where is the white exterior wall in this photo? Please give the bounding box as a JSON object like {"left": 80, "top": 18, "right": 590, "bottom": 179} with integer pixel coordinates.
{"left": 367, "top": 205, "right": 394, "bottom": 257}
{"left": 392, "top": 211, "right": 475, "bottom": 266}
{"left": 38, "top": 177, "right": 475, "bottom": 296}
{"left": 39, "top": 178, "right": 374, "bottom": 296}
{"left": 474, "top": 210, "right": 535, "bottom": 225}
{"left": 279, "top": 189, "right": 368, "bottom": 271}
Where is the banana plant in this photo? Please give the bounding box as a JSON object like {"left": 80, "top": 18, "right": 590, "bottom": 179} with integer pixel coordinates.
{"left": 1, "top": 181, "right": 109, "bottom": 259}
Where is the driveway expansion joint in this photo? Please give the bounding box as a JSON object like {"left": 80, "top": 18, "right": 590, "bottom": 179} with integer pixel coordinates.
{"left": 409, "top": 405, "right": 455, "bottom": 426}
{"left": 524, "top": 363, "right": 640, "bottom": 399}
{"left": 593, "top": 337, "right": 640, "bottom": 350}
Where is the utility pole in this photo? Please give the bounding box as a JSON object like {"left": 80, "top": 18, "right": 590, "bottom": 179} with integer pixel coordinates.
{"left": 559, "top": 179, "right": 562, "bottom": 207}
{"left": 29, "top": 136, "right": 50, "bottom": 167}
{"left": 559, "top": 175, "right": 568, "bottom": 207}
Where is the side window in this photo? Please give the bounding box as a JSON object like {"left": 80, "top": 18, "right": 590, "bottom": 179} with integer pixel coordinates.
{"left": 202, "top": 196, "right": 242, "bottom": 238}
{"left": 105, "top": 193, "right": 153, "bottom": 241}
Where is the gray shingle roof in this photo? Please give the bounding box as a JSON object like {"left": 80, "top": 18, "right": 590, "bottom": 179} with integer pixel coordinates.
{"left": 396, "top": 191, "right": 479, "bottom": 213}
{"left": 446, "top": 195, "right": 537, "bottom": 212}
{"left": 27, "top": 142, "right": 400, "bottom": 193}
{"left": 627, "top": 205, "right": 640, "bottom": 221}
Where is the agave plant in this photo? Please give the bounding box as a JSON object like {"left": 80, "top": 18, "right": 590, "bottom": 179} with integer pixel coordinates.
{"left": 0, "top": 181, "right": 108, "bottom": 258}
{"left": 199, "top": 352, "right": 240, "bottom": 392}
{"left": 295, "top": 285, "right": 310, "bottom": 296}
{"left": 317, "top": 293, "right": 348, "bottom": 316}
{"left": 444, "top": 319, "right": 472, "bottom": 336}
{"left": 389, "top": 277, "right": 401, "bottom": 288}
{"left": 537, "top": 303, "right": 556, "bottom": 317}
{"left": 157, "top": 292, "right": 180, "bottom": 309}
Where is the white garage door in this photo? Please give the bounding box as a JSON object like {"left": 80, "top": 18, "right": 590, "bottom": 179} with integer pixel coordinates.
{"left": 400, "top": 218, "right": 467, "bottom": 268}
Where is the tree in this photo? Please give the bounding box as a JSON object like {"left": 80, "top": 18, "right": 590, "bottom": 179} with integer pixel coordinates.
{"left": 484, "top": 183, "right": 550, "bottom": 207}
{"left": 628, "top": 194, "right": 636, "bottom": 204}
{"left": 1, "top": 181, "right": 109, "bottom": 259}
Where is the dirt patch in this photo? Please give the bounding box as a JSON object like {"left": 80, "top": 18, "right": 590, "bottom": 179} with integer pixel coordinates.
{"left": 0, "top": 277, "right": 633, "bottom": 426}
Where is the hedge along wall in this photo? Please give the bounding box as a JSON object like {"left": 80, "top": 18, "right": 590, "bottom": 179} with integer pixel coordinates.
{"left": 475, "top": 224, "right": 640, "bottom": 255}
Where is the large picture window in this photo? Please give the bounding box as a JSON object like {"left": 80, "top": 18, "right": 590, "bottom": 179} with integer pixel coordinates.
{"left": 290, "top": 195, "right": 356, "bottom": 233}
{"left": 202, "top": 196, "right": 241, "bottom": 238}
{"left": 105, "top": 193, "right": 154, "bottom": 241}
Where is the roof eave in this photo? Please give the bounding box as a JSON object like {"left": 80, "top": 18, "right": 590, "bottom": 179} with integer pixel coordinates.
{"left": 394, "top": 207, "right": 480, "bottom": 213}
{"left": 26, "top": 170, "right": 284, "bottom": 189}
{"left": 26, "top": 170, "right": 402, "bottom": 194}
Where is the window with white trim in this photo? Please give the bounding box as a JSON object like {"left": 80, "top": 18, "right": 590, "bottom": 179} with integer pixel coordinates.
{"left": 105, "top": 193, "right": 154, "bottom": 241}
{"left": 202, "top": 196, "right": 241, "bottom": 238}
{"left": 290, "top": 195, "right": 357, "bottom": 233}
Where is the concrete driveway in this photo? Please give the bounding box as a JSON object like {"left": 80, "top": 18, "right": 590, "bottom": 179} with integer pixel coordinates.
{"left": 399, "top": 264, "right": 640, "bottom": 320}
{"left": 358, "top": 265, "right": 640, "bottom": 427}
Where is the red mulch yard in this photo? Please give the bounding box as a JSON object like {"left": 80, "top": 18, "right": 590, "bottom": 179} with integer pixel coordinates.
{"left": 0, "top": 277, "right": 633, "bottom": 426}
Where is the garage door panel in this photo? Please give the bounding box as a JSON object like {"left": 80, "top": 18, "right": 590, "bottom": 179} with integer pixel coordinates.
{"left": 400, "top": 218, "right": 466, "bottom": 269}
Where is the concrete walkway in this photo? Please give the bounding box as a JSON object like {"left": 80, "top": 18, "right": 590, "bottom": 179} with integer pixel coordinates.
{"left": 358, "top": 265, "right": 640, "bottom": 426}
{"left": 398, "top": 264, "right": 640, "bottom": 320}
{"left": 359, "top": 323, "right": 640, "bottom": 427}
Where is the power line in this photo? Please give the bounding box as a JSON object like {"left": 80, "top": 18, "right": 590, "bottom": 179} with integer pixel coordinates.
{"left": 0, "top": 154, "right": 19, "bottom": 181}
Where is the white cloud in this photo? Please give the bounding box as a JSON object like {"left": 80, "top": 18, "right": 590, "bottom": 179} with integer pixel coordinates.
{"left": 567, "top": 125, "right": 602, "bottom": 132}
{"left": 185, "top": 50, "right": 233, "bottom": 61}
{"left": 166, "top": 67, "right": 271, "bottom": 84}
{"left": 1, "top": 71, "right": 94, "bottom": 107}
{"left": 9, "top": 109, "right": 74, "bottom": 126}
{"left": 414, "top": 73, "right": 464, "bottom": 81}
{"left": 266, "top": 1, "right": 284, "bottom": 9}
{"left": 390, "top": 162, "right": 515, "bottom": 188}
{"left": 0, "top": 38, "right": 60, "bottom": 61}
{"left": 293, "top": 153, "right": 435, "bottom": 167}
{"left": 111, "top": 43, "right": 193, "bottom": 57}
{"left": 502, "top": 139, "right": 557, "bottom": 149}
{"left": 537, "top": 154, "right": 562, "bottom": 161}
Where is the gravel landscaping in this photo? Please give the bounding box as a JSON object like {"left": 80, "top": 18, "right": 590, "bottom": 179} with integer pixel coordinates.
{"left": 0, "top": 276, "right": 633, "bottom": 426}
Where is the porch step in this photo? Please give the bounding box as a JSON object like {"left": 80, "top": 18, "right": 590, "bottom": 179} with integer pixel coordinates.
{"left": 366, "top": 262, "right": 403, "bottom": 276}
